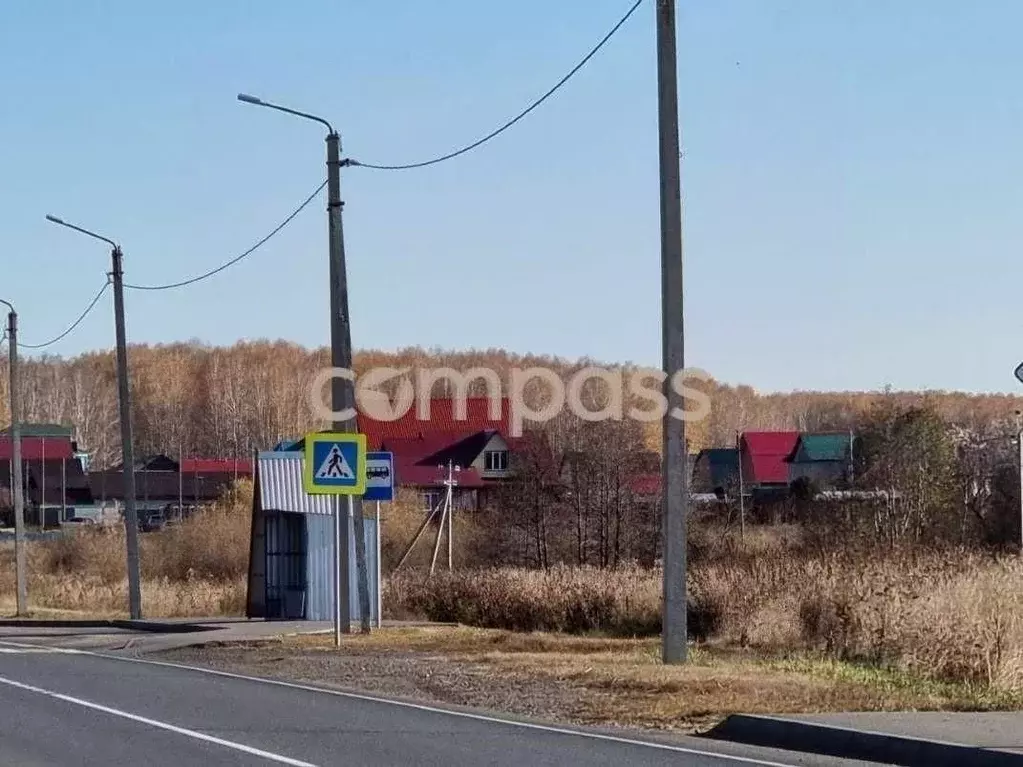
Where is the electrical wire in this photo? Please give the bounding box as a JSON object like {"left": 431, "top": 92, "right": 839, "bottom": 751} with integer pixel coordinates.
{"left": 349, "top": 0, "right": 644, "bottom": 170}
{"left": 13, "top": 179, "right": 324, "bottom": 349}
{"left": 19, "top": 281, "right": 111, "bottom": 350}
{"left": 124, "top": 179, "right": 327, "bottom": 291}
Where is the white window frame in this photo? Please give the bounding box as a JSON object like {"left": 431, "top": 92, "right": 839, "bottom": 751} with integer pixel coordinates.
{"left": 484, "top": 450, "right": 508, "bottom": 472}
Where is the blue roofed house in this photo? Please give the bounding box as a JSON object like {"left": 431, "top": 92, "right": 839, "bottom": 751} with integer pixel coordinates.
{"left": 691, "top": 447, "right": 740, "bottom": 497}
{"left": 785, "top": 433, "right": 855, "bottom": 488}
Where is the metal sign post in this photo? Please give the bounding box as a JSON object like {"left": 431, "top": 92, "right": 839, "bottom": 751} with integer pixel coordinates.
{"left": 375, "top": 500, "right": 382, "bottom": 628}
{"left": 303, "top": 432, "right": 367, "bottom": 646}
{"left": 334, "top": 495, "right": 342, "bottom": 646}
{"left": 364, "top": 451, "right": 394, "bottom": 629}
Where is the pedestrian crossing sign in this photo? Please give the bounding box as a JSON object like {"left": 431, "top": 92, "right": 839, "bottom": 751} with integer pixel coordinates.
{"left": 303, "top": 432, "right": 367, "bottom": 495}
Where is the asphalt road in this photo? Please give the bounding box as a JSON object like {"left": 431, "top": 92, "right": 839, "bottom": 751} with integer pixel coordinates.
{"left": 0, "top": 642, "right": 884, "bottom": 767}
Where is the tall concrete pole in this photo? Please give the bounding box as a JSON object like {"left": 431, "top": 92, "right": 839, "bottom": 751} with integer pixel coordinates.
{"left": 111, "top": 246, "right": 143, "bottom": 619}
{"left": 656, "top": 0, "right": 688, "bottom": 664}
{"left": 3, "top": 303, "right": 28, "bottom": 615}
{"left": 327, "top": 132, "right": 371, "bottom": 635}
{"left": 1015, "top": 414, "right": 1023, "bottom": 554}
{"left": 237, "top": 93, "right": 372, "bottom": 634}
{"left": 1014, "top": 390, "right": 1023, "bottom": 551}
{"left": 44, "top": 215, "right": 142, "bottom": 619}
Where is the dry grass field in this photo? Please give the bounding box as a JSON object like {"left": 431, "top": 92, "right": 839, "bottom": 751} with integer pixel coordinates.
{"left": 5, "top": 482, "right": 1023, "bottom": 698}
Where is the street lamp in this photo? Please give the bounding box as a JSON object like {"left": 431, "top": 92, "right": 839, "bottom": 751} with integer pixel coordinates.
{"left": 45, "top": 215, "right": 142, "bottom": 618}
{"left": 0, "top": 298, "right": 27, "bottom": 615}
{"left": 237, "top": 92, "right": 371, "bottom": 637}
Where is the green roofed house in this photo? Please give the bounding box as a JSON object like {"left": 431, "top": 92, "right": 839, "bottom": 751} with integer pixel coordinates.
{"left": 785, "top": 433, "right": 855, "bottom": 488}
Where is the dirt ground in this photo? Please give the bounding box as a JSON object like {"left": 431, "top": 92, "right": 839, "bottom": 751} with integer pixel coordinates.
{"left": 155, "top": 626, "right": 1022, "bottom": 733}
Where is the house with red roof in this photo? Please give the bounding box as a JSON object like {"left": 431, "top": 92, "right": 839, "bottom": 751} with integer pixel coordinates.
{"left": 360, "top": 398, "right": 515, "bottom": 510}
{"left": 276, "top": 397, "right": 518, "bottom": 510}
{"left": 739, "top": 431, "right": 800, "bottom": 489}
{"left": 0, "top": 424, "right": 94, "bottom": 525}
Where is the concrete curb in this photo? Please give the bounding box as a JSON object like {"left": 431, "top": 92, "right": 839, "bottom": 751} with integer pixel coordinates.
{"left": 705, "top": 714, "right": 1023, "bottom": 766}
{"left": 0, "top": 619, "right": 215, "bottom": 633}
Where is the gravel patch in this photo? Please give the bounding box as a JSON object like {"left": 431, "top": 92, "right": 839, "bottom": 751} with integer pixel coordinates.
{"left": 158, "top": 642, "right": 609, "bottom": 726}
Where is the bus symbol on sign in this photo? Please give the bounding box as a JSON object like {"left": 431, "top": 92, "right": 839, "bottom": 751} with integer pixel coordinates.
{"left": 364, "top": 452, "right": 394, "bottom": 502}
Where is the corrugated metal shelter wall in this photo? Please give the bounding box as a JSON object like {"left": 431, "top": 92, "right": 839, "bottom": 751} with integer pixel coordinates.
{"left": 252, "top": 451, "right": 379, "bottom": 622}
{"left": 258, "top": 452, "right": 335, "bottom": 515}
{"left": 305, "top": 512, "right": 378, "bottom": 622}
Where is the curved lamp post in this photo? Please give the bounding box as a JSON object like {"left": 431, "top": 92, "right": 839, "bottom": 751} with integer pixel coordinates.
{"left": 237, "top": 92, "right": 371, "bottom": 638}
{"left": 45, "top": 215, "right": 142, "bottom": 619}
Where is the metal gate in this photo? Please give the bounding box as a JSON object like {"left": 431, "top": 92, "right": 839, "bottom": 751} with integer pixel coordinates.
{"left": 264, "top": 511, "right": 306, "bottom": 619}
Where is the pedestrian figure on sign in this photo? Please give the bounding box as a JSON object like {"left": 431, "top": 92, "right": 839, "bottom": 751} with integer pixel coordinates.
{"left": 327, "top": 447, "right": 344, "bottom": 477}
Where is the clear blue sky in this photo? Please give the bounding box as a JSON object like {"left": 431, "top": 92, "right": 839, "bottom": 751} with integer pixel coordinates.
{"left": 1, "top": 1, "right": 1020, "bottom": 394}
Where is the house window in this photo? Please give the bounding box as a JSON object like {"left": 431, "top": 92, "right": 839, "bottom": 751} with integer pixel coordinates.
{"left": 422, "top": 490, "right": 441, "bottom": 511}
{"left": 484, "top": 450, "right": 508, "bottom": 472}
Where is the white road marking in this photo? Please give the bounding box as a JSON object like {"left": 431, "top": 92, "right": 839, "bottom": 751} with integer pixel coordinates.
{"left": 0, "top": 647, "right": 81, "bottom": 654}
{"left": 66, "top": 647, "right": 802, "bottom": 767}
{"left": 0, "top": 673, "right": 317, "bottom": 767}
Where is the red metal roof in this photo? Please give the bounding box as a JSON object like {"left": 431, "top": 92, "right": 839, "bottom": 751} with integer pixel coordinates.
{"left": 180, "top": 458, "right": 253, "bottom": 474}
{"left": 0, "top": 437, "right": 73, "bottom": 461}
{"left": 381, "top": 434, "right": 473, "bottom": 462}
{"left": 741, "top": 431, "right": 799, "bottom": 484}
{"left": 357, "top": 397, "right": 509, "bottom": 451}
{"left": 383, "top": 434, "right": 489, "bottom": 489}
{"left": 392, "top": 454, "right": 485, "bottom": 488}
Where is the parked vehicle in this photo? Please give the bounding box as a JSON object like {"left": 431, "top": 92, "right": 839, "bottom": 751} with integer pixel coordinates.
{"left": 139, "top": 511, "right": 166, "bottom": 532}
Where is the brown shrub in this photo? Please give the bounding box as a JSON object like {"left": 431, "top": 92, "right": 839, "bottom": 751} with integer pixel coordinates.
{"left": 34, "top": 526, "right": 126, "bottom": 584}
{"left": 387, "top": 565, "right": 664, "bottom": 636}
{"left": 385, "top": 543, "right": 1023, "bottom": 691}
{"left": 141, "top": 481, "right": 252, "bottom": 582}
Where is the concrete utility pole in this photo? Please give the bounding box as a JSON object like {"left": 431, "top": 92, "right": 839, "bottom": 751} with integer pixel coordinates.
{"left": 1016, "top": 412, "right": 1023, "bottom": 554}
{"left": 656, "top": 0, "right": 688, "bottom": 664}
{"left": 736, "top": 430, "right": 745, "bottom": 545}
{"left": 238, "top": 93, "right": 372, "bottom": 634}
{"left": 45, "top": 215, "right": 143, "bottom": 619}
{"left": 1, "top": 300, "right": 27, "bottom": 615}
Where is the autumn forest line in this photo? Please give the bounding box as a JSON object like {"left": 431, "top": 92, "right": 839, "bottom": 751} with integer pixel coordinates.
{"left": 0, "top": 340, "right": 1020, "bottom": 467}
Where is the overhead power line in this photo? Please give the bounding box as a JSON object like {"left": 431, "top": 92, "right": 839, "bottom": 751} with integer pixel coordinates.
{"left": 349, "top": 0, "right": 644, "bottom": 171}
{"left": 125, "top": 179, "right": 327, "bottom": 291}
{"left": 14, "top": 179, "right": 323, "bottom": 350}
{"left": 20, "top": 281, "right": 111, "bottom": 350}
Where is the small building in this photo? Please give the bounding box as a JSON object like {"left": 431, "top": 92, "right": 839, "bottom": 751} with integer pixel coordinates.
{"left": 245, "top": 451, "right": 379, "bottom": 623}
{"left": 691, "top": 447, "right": 740, "bottom": 496}
{"left": 785, "top": 433, "right": 854, "bottom": 488}
{"left": 737, "top": 431, "right": 800, "bottom": 506}
{"left": 89, "top": 454, "right": 251, "bottom": 513}
{"left": 0, "top": 422, "right": 92, "bottom": 472}
{"left": 362, "top": 397, "right": 511, "bottom": 509}
{"left": 283, "top": 398, "right": 516, "bottom": 511}
{"left": 0, "top": 423, "right": 93, "bottom": 526}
